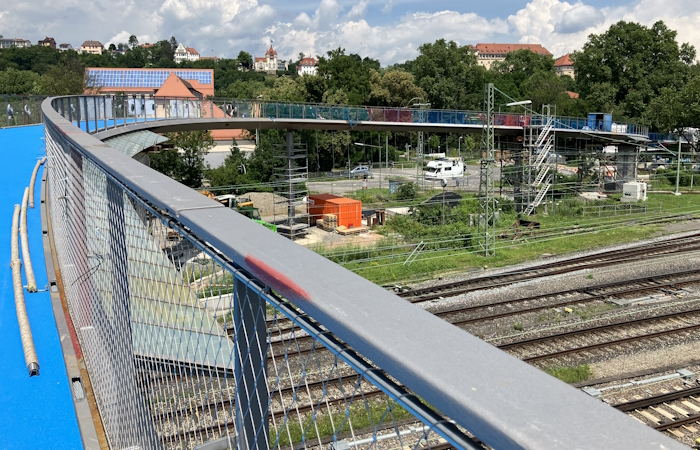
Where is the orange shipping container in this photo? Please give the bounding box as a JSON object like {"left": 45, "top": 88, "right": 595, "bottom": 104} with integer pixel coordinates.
{"left": 308, "top": 194, "right": 341, "bottom": 224}
{"left": 325, "top": 198, "right": 362, "bottom": 229}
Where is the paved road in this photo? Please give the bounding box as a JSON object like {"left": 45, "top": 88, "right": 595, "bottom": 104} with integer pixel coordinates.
{"left": 308, "top": 165, "right": 502, "bottom": 195}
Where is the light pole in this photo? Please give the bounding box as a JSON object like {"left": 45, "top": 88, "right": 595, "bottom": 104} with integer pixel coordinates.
{"left": 657, "top": 139, "right": 684, "bottom": 196}
{"left": 354, "top": 142, "right": 384, "bottom": 189}
{"left": 458, "top": 136, "right": 463, "bottom": 160}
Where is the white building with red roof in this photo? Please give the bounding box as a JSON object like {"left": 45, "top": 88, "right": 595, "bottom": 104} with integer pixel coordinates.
{"left": 554, "top": 53, "right": 575, "bottom": 79}
{"left": 174, "top": 43, "right": 200, "bottom": 63}
{"left": 255, "top": 45, "right": 288, "bottom": 73}
{"left": 297, "top": 57, "right": 318, "bottom": 76}
{"left": 470, "top": 43, "right": 552, "bottom": 69}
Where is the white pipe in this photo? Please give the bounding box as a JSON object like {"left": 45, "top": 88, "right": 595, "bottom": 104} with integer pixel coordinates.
{"left": 20, "top": 188, "right": 37, "bottom": 292}
{"left": 11, "top": 204, "right": 39, "bottom": 376}
{"left": 28, "top": 157, "right": 46, "bottom": 209}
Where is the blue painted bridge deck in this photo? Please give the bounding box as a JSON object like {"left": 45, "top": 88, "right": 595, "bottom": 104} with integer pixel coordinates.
{"left": 0, "top": 125, "right": 82, "bottom": 449}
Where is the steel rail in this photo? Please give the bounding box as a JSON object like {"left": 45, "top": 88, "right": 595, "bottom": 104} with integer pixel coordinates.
{"left": 613, "top": 386, "right": 700, "bottom": 412}
{"left": 401, "top": 236, "right": 700, "bottom": 302}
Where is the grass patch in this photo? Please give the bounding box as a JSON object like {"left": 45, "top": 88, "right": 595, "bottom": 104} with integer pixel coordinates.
{"left": 269, "top": 400, "right": 412, "bottom": 447}
{"left": 513, "top": 322, "right": 523, "bottom": 331}
{"left": 545, "top": 364, "right": 593, "bottom": 384}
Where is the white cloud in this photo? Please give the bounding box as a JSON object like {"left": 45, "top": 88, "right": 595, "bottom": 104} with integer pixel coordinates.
{"left": 0, "top": 0, "right": 699, "bottom": 66}
{"left": 345, "top": 0, "right": 368, "bottom": 21}
{"left": 382, "top": 0, "right": 393, "bottom": 15}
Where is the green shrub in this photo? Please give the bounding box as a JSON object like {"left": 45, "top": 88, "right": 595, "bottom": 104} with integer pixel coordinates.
{"left": 395, "top": 182, "right": 417, "bottom": 200}
{"left": 545, "top": 364, "right": 593, "bottom": 384}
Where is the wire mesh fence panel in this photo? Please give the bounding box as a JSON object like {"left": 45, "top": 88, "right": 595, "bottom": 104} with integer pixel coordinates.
{"left": 45, "top": 124, "right": 472, "bottom": 450}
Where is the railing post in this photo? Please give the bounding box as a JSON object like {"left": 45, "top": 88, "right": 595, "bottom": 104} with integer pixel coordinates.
{"left": 93, "top": 96, "right": 99, "bottom": 132}
{"left": 233, "top": 276, "right": 269, "bottom": 450}
{"left": 5, "top": 95, "right": 8, "bottom": 127}
{"left": 83, "top": 97, "right": 90, "bottom": 133}
{"left": 68, "top": 97, "right": 73, "bottom": 123}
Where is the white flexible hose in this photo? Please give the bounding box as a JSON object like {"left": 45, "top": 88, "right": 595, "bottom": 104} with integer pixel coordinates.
{"left": 12, "top": 204, "right": 39, "bottom": 376}
{"left": 20, "top": 188, "right": 36, "bottom": 293}
{"left": 28, "top": 157, "right": 45, "bottom": 209}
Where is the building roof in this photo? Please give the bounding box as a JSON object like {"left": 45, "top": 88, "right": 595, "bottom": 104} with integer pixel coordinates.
{"left": 141, "top": 43, "right": 154, "bottom": 48}
{"left": 266, "top": 45, "right": 277, "bottom": 56}
{"left": 567, "top": 91, "right": 580, "bottom": 99}
{"left": 85, "top": 67, "right": 215, "bottom": 96}
{"left": 59, "top": 43, "right": 72, "bottom": 48}
{"left": 104, "top": 130, "right": 169, "bottom": 158}
{"left": 186, "top": 47, "right": 199, "bottom": 55}
{"left": 298, "top": 57, "right": 317, "bottom": 67}
{"left": 473, "top": 43, "right": 551, "bottom": 56}
{"left": 81, "top": 40, "right": 103, "bottom": 48}
{"left": 555, "top": 53, "right": 574, "bottom": 67}
{"left": 154, "top": 72, "right": 202, "bottom": 98}
{"left": 255, "top": 57, "right": 266, "bottom": 62}
{"left": 39, "top": 37, "right": 56, "bottom": 43}
{"left": 200, "top": 56, "right": 218, "bottom": 60}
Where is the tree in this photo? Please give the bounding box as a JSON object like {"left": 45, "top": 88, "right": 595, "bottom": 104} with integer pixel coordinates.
{"left": 128, "top": 34, "right": 139, "bottom": 49}
{"left": 297, "top": 52, "right": 306, "bottom": 63}
{"left": 303, "top": 75, "right": 327, "bottom": 102}
{"left": 0, "top": 68, "right": 40, "bottom": 94}
{"left": 169, "top": 37, "right": 178, "bottom": 53}
{"left": 646, "top": 73, "right": 700, "bottom": 152}
{"left": 151, "top": 131, "right": 214, "bottom": 188}
{"left": 237, "top": 51, "right": 253, "bottom": 69}
{"left": 206, "top": 140, "right": 251, "bottom": 188}
{"left": 574, "top": 20, "right": 696, "bottom": 120}
{"left": 317, "top": 47, "right": 372, "bottom": 104}
{"left": 266, "top": 76, "right": 306, "bottom": 102}
{"left": 491, "top": 49, "right": 555, "bottom": 92}
{"left": 368, "top": 69, "right": 426, "bottom": 106}
{"left": 412, "top": 39, "right": 486, "bottom": 110}
{"left": 108, "top": 43, "right": 117, "bottom": 51}
{"left": 39, "top": 57, "right": 86, "bottom": 95}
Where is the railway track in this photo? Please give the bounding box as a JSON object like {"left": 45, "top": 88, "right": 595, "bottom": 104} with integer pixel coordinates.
{"left": 255, "top": 269, "right": 700, "bottom": 357}
{"left": 613, "top": 386, "right": 700, "bottom": 439}
{"left": 497, "top": 306, "right": 700, "bottom": 364}
{"left": 398, "top": 233, "right": 700, "bottom": 303}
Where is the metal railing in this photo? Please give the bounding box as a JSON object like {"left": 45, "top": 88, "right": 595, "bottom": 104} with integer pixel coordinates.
{"left": 3, "top": 94, "right": 48, "bottom": 127}
{"left": 41, "top": 95, "right": 683, "bottom": 450}
{"left": 41, "top": 94, "right": 651, "bottom": 138}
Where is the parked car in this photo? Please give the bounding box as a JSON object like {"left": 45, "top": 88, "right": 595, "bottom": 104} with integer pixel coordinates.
{"left": 350, "top": 165, "right": 370, "bottom": 176}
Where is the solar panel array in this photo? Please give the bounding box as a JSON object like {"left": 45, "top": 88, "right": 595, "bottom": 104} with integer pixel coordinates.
{"left": 86, "top": 69, "right": 212, "bottom": 88}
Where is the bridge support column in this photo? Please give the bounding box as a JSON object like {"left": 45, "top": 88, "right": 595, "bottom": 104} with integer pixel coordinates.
{"left": 234, "top": 277, "right": 269, "bottom": 450}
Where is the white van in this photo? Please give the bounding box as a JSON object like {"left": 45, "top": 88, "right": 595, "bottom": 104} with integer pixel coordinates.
{"left": 425, "top": 158, "right": 465, "bottom": 180}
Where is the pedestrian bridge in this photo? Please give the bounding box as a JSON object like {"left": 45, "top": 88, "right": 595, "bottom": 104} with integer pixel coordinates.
{"left": 0, "top": 94, "right": 674, "bottom": 450}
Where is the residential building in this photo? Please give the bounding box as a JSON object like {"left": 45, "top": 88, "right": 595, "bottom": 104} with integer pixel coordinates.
{"left": 85, "top": 67, "right": 215, "bottom": 97}
{"left": 470, "top": 43, "right": 552, "bottom": 69}
{"left": 0, "top": 38, "right": 32, "bottom": 49}
{"left": 81, "top": 40, "right": 104, "bottom": 55}
{"left": 554, "top": 53, "right": 575, "bottom": 79}
{"left": 297, "top": 57, "right": 318, "bottom": 76}
{"left": 174, "top": 43, "right": 200, "bottom": 63}
{"left": 58, "top": 43, "right": 74, "bottom": 52}
{"left": 38, "top": 37, "right": 56, "bottom": 49}
{"left": 254, "top": 45, "right": 288, "bottom": 73}
{"left": 200, "top": 56, "right": 218, "bottom": 61}
{"left": 111, "top": 48, "right": 127, "bottom": 58}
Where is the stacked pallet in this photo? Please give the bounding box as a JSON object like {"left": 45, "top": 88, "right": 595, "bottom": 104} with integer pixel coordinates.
{"left": 321, "top": 214, "right": 337, "bottom": 231}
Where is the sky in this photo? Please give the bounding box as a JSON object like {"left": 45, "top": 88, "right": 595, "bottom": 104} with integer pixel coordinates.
{"left": 1, "top": 0, "right": 700, "bottom": 64}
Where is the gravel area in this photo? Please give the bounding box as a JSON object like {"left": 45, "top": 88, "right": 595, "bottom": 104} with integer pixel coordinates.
{"left": 245, "top": 192, "right": 307, "bottom": 216}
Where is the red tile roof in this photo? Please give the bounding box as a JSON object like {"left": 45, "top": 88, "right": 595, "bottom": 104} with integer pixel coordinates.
{"left": 474, "top": 43, "right": 551, "bottom": 56}
{"left": 255, "top": 57, "right": 266, "bottom": 62}
{"left": 555, "top": 53, "right": 574, "bottom": 67}
{"left": 567, "top": 91, "right": 579, "bottom": 99}
{"left": 266, "top": 45, "right": 277, "bottom": 56}
{"left": 154, "top": 73, "right": 202, "bottom": 98}
{"left": 298, "top": 57, "right": 317, "bottom": 66}
{"left": 186, "top": 47, "right": 199, "bottom": 55}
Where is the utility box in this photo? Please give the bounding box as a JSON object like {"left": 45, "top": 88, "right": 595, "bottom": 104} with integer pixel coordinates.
{"left": 621, "top": 181, "right": 647, "bottom": 202}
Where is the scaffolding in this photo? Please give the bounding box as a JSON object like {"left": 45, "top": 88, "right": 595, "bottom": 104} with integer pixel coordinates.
{"left": 477, "top": 84, "right": 497, "bottom": 256}
{"left": 523, "top": 105, "right": 555, "bottom": 216}
{"left": 273, "top": 131, "right": 309, "bottom": 239}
